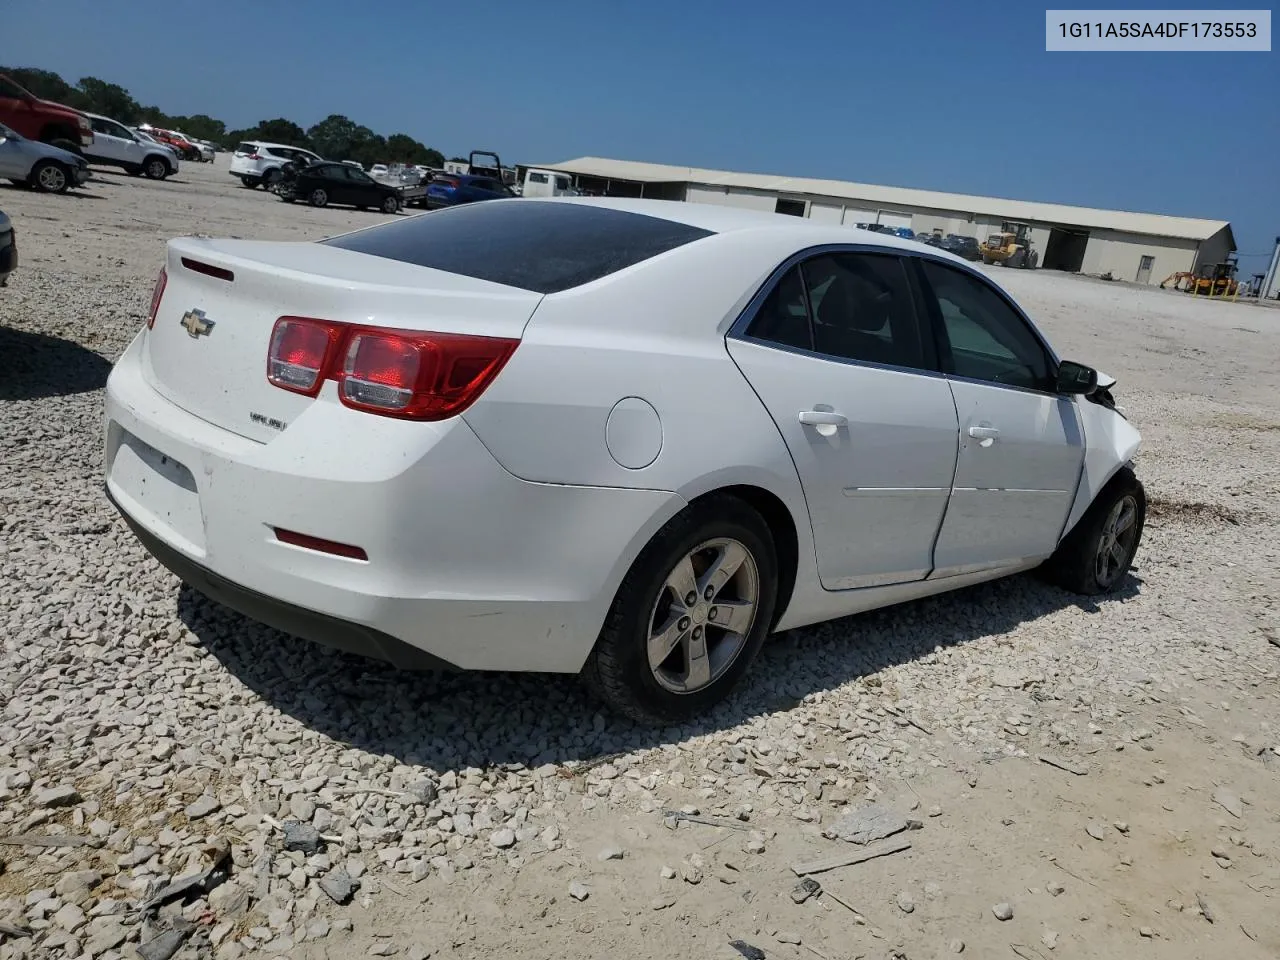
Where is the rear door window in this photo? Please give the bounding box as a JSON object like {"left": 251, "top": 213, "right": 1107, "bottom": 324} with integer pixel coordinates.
{"left": 323, "top": 202, "right": 715, "bottom": 294}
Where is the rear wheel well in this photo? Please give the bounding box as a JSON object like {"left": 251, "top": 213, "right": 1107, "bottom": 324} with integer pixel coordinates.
{"left": 692, "top": 485, "right": 798, "bottom": 629}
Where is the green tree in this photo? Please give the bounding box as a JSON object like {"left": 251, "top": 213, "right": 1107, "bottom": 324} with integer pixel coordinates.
{"left": 306, "top": 114, "right": 386, "bottom": 163}
{"left": 0, "top": 67, "right": 78, "bottom": 103}
{"left": 170, "top": 114, "right": 226, "bottom": 142}
{"left": 255, "top": 118, "right": 310, "bottom": 147}
{"left": 75, "top": 77, "right": 140, "bottom": 122}
{"left": 385, "top": 133, "right": 444, "bottom": 166}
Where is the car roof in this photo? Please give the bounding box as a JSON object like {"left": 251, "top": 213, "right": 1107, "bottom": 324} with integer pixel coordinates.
{"left": 531, "top": 196, "right": 972, "bottom": 264}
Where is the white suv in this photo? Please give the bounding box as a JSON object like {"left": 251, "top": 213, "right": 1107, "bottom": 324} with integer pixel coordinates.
{"left": 230, "top": 141, "right": 322, "bottom": 190}
{"left": 83, "top": 113, "right": 179, "bottom": 180}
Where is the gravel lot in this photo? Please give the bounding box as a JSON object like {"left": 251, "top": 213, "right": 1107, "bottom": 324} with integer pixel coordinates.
{"left": 1, "top": 160, "right": 1278, "bottom": 960}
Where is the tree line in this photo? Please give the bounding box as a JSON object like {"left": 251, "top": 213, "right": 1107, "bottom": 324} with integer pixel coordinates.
{"left": 2, "top": 67, "right": 447, "bottom": 169}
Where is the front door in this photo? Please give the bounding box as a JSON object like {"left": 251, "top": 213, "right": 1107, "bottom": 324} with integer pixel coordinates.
{"left": 916, "top": 259, "right": 1085, "bottom": 574}
{"left": 1135, "top": 255, "right": 1154, "bottom": 284}
{"left": 728, "top": 251, "right": 959, "bottom": 590}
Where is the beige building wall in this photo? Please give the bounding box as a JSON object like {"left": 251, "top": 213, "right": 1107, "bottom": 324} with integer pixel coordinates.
{"left": 1080, "top": 231, "right": 1198, "bottom": 283}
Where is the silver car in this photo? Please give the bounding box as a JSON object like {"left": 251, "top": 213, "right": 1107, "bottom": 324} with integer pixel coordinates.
{"left": 0, "top": 122, "right": 91, "bottom": 193}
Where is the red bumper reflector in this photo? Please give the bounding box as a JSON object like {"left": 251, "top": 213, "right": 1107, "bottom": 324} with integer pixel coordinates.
{"left": 274, "top": 528, "right": 368, "bottom": 561}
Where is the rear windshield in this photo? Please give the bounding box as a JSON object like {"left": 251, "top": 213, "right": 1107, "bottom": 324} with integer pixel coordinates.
{"left": 323, "top": 201, "right": 715, "bottom": 294}
{"left": 235, "top": 142, "right": 258, "bottom": 154}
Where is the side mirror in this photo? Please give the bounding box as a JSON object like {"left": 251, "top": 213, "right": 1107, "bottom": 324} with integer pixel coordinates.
{"left": 1056, "top": 360, "right": 1099, "bottom": 395}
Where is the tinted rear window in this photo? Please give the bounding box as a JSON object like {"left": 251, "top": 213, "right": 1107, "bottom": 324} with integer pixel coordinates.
{"left": 322, "top": 201, "right": 715, "bottom": 294}
{"left": 235, "top": 143, "right": 258, "bottom": 154}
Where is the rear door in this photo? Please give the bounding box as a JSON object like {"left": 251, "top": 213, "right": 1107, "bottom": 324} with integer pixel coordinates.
{"left": 727, "top": 249, "right": 959, "bottom": 590}
{"left": 916, "top": 258, "right": 1084, "bottom": 574}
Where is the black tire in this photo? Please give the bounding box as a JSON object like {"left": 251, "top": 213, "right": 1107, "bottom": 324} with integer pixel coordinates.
{"left": 278, "top": 191, "right": 295, "bottom": 203}
{"left": 581, "top": 494, "right": 779, "bottom": 725}
{"left": 30, "top": 159, "right": 70, "bottom": 194}
{"left": 240, "top": 176, "right": 258, "bottom": 189}
{"left": 1040, "top": 465, "right": 1145, "bottom": 595}
{"left": 308, "top": 188, "right": 328, "bottom": 208}
{"left": 143, "top": 156, "right": 169, "bottom": 180}
{"left": 381, "top": 195, "right": 400, "bottom": 214}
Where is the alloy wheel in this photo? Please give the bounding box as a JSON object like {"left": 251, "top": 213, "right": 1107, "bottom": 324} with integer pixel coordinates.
{"left": 1095, "top": 494, "right": 1139, "bottom": 588}
{"left": 38, "top": 165, "right": 67, "bottom": 192}
{"left": 647, "top": 538, "right": 759, "bottom": 694}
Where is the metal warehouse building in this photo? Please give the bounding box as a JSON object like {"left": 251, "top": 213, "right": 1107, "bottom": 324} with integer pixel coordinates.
{"left": 528, "top": 157, "right": 1235, "bottom": 286}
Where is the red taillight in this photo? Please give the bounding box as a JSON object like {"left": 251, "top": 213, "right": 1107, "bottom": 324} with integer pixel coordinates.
{"left": 146, "top": 266, "right": 167, "bottom": 329}
{"left": 274, "top": 528, "right": 368, "bottom": 561}
{"left": 265, "top": 318, "right": 518, "bottom": 420}
{"left": 267, "top": 317, "right": 343, "bottom": 396}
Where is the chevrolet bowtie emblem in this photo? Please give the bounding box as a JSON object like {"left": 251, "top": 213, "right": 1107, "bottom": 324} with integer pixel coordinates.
{"left": 180, "top": 308, "right": 214, "bottom": 338}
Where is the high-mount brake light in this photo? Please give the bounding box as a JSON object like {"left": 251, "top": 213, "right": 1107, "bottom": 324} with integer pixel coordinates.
{"left": 181, "top": 257, "right": 234, "bottom": 282}
{"left": 264, "top": 319, "right": 518, "bottom": 420}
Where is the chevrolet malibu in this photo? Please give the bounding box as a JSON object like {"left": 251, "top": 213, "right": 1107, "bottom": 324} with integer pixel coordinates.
{"left": 104, "top": 199, "right": 1145, "bottom": 724}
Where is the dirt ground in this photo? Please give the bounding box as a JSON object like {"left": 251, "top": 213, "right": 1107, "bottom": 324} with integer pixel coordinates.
{"left": 0, "top": 159, "right": 1277, "bottom": 960}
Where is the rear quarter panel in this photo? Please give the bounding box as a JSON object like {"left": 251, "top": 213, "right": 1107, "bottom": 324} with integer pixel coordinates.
{"left": 464, "top": 229, "right": 807, "bottom": 493}
{"left": 462, "top": 230, "right": 821, "bottom": 622}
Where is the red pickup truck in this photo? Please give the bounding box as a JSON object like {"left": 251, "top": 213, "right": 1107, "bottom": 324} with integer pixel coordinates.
{"left": 0, "top": 73, "right": 94, "bottom": 153}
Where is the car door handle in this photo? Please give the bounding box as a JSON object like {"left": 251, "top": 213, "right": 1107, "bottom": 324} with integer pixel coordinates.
{"left": 968, "top": 424, "right": 1000, "bottom": 445}
{"left": 798, "top": 410, "right": 848, "bottom": 427}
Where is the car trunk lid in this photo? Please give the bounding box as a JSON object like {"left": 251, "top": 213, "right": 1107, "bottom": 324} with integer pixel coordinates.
{"left": 142, "top": 236, "right": 542, "bottom": 443}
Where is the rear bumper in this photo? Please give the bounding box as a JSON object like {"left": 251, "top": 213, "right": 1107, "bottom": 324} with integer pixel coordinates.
{"left": 107, "top": 483, "right": 458, "bottom": 669}
{"left": 103, "top": 331, "right": 683, "bottom": 672}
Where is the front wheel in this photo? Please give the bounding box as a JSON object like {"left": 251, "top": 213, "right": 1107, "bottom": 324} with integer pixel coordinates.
{"left": 581, "top": 495, "right": 778, "bottom": 725}
{"left": 381, "top": 195, "right": 401, "bottom": 214}
{"left": 30, "top": 159, "right": 70, "bottom": 193}
{"left": 1040, "top": 466, "right": 1145, "bottom": 595}
{"left": 144, "top": 157, "right": 169, "bottom": 180}
{"left": 308, "top": 188, "right": 328, "bottom": 208}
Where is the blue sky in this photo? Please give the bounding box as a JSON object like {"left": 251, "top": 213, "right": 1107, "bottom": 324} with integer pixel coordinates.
{"left": 9, "top": 0, "right": 1278, "bottom": 265}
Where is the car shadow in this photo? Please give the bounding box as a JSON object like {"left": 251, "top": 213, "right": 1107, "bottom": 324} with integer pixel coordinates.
{"left": 0, "top": 324, "right": 113, "bottom": 399}
{"left": 178, "top": 567, "right": 1141, "bottom": 773}
{"left": 0, "top": 182, "right": 104, "bottom": 200}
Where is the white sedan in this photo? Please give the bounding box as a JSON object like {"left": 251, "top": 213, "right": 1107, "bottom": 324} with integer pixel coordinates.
{"left": 103, "top": 198, "right": 1145, "bottom": 724}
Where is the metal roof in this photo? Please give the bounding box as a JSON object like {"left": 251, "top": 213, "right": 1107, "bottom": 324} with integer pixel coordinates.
{"left": 532, "top": 157, "right": 1232, "bottom": 243}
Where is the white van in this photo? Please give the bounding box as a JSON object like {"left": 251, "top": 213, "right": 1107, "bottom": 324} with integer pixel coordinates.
{"left": 521, "top": 168, "right": 576, "bottom": 198}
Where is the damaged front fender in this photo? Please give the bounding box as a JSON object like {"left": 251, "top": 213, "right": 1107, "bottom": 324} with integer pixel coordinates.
{"left": 1061, "top": 396, "right": 1142, "bottom": 537}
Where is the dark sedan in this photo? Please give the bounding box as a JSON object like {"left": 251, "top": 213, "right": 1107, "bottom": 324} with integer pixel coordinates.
{"left": 279, "top": 162, "right": 403, "bottom": 214}
{"left": 425, "top": 173, "right": 514, "bottom": 209}
{"left": 0, "top": 209, "right": 15, "bottom": 286}
{"left": 941, "top": 234, "right": 982, "bottom": 261}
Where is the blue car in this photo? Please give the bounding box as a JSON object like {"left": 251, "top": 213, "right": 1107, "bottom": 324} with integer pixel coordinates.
{"left": 425, "top": 173, "right": 514, "bottom": 209}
